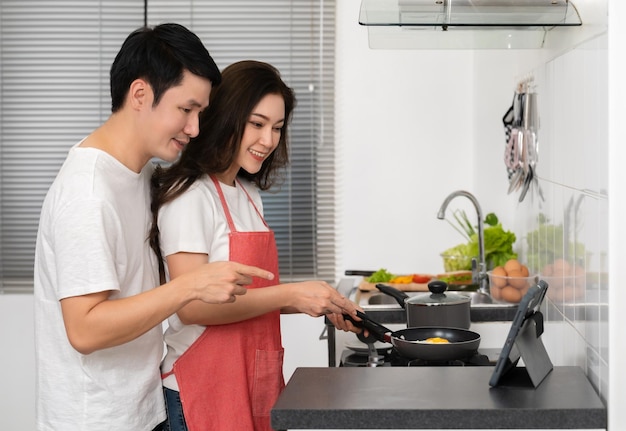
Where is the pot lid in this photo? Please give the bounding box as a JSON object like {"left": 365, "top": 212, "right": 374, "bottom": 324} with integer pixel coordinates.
{"left": 405, "top": 280, "right": 470, "bottom": 306}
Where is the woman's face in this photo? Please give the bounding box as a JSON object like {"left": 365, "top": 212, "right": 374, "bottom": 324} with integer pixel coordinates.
{"left": 234, "top": 93, "right": 285, "bottom": 176}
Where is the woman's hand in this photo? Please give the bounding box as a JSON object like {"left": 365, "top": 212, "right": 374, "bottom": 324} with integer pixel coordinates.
{"left": 283, "top": 281, "right": 363, "bottom": 333}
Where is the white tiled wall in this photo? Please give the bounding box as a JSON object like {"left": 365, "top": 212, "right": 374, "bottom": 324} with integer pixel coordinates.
{"left": 513, "top": 33, "right": 609, "bottom": 403}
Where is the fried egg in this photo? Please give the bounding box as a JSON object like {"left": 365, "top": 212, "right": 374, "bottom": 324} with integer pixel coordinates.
{"left": 423, "top": 337, "right": 450, "bottom": 344}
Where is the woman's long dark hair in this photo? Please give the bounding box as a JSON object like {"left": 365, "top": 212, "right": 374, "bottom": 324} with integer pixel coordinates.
{"left": 149, "top": 60, "right": 296, "bottom": 283}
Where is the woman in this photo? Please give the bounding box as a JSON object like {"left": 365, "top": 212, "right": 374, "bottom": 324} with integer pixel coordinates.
{"left": 149, "top": 60, "right": 360, "bottom": 431}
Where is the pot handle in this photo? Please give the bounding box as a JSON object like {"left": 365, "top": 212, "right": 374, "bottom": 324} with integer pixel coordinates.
{"left": 344, "top": 270, "right": 375, "bottom": 276}
{"left": 375, "top": 283, "right": 409, "bottom": 308}
{"left": 343, "top": 311, "right": 392, "bottom": 343}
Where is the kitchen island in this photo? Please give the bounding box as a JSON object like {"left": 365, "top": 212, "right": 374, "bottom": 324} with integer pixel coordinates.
{"left": 271, "top": 366, "right": 606, "bottom": 430}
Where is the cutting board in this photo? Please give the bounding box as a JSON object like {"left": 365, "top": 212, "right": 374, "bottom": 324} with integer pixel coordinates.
{"left": 357, "top": 271, "right": 474, "bottom": 292}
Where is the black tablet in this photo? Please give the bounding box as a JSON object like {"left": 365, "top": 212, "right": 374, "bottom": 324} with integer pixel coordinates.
{"left": 488, "top": 279, "right": 549, "bottom": 387}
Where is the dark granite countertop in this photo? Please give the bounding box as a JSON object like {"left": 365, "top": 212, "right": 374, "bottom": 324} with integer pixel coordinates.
{"left": 354, "top": 289, "right": 519, "bottom": 324}
{"left": 271, "top": 366, "right": 606, "bottom": 430}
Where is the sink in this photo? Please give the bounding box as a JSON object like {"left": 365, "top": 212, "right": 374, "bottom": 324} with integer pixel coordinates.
{"left": 366, "top": 293, "right": 399, "bottom": 306}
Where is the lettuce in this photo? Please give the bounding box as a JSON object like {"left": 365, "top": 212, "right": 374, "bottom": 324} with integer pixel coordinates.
{"left": 442, "top": 211, "right": 517, "bottom": 270}
{"left": 467, "top": 224, "right": 517, "bottom": 268}
{"left": 367, "top": 268, "right": 395, "bottom": 283}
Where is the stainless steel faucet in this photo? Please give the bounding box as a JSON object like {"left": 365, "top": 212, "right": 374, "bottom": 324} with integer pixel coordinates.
{"left": 437, "top": 190, "right": 489, "bottom": 296}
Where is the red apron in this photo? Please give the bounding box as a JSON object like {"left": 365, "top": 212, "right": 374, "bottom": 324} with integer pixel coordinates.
{"left": 164, "top": 176, "right": 284, "bottom": 431}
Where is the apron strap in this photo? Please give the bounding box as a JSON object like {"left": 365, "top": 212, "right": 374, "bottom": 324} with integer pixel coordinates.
{"left": 210, "top": 175, "right": 237, "bottom": 232}
{"left": 235, "top": 178, "right": 269, "bottom": 229}
{"left": 209, "top": 175, "right": 269, "bottom": 231}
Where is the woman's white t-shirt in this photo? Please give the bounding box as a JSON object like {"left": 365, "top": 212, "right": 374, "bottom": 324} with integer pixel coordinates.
{"left": 158, "top": 175, "right": 268, "bottom": 390}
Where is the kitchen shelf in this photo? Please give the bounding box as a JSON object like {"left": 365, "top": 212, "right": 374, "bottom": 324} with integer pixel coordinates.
{"left": 359, "top": 0, "right": 582, "bottom": 28}
{"left": 359, "top": 0, "right": 583, "bottom": 49}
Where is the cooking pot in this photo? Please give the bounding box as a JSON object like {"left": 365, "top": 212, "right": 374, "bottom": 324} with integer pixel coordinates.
{"left": 345, "top": 310, "right": 480, "bottom": 361}
{"left": 376, "top": 281, "right": 471, "bottom": 329}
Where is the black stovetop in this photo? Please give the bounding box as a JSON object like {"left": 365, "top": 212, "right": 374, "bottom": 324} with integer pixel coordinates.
{"left": 340, "top": 348, "right": 498, "bottom": 367}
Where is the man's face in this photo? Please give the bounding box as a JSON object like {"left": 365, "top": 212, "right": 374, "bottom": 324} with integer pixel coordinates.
{"left": 143, "top": 70, "right": 212, "bottom": 163}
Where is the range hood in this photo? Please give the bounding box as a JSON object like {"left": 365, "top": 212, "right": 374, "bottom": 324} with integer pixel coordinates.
{"left": 359, "top": 0, "right": 583, "bottom": 49}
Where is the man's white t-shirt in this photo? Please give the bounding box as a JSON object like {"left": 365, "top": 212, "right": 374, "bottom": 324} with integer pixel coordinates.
{"left": 34, "top": 144, "right": 166, "bottom": 431}
{"left": 157, "top": 176, "right": 267, "bottom": 391}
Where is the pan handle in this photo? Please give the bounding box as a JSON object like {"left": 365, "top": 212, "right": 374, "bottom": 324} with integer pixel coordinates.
{"left": 344, "top": 270, "right": 375, "bottom": 276}
{"left": 343, "top": 311, "right": 392, "bottom": 343}
{"left": 375, "top": 283, "right": 409, "bottom": 308}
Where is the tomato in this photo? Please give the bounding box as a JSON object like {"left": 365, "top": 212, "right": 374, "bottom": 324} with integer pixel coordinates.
{"left": 412, "top": 274, "right": 432, "bottom": 284}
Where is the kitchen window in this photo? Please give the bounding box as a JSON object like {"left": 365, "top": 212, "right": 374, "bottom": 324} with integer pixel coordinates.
{"left": 0, "top": 0, "right": 335, "bottom": 293}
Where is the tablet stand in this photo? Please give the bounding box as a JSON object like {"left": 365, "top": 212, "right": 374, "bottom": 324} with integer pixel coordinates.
{"left": 514, "top": 310, "right": 553, "bottom": 387}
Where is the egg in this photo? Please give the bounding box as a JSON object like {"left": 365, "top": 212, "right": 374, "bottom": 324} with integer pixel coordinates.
{"left": 501, "top": 286, "right": 523, "bottom": 303}
{"left": 504, "top": 259, "right": 522, "bottom": 274}
{"left": 520, "top": 264, "right": 530, "bottom": 277}
{"left": 491, "top": 266, "right": 508, "bottom": 287}
{"left": 425, "top": 337, "right": 450, "bottom": 344}
{"left": 552, "top": 258, "right": 571, "bottom": 272}
{"left": 507, "top": 269, "right": 528, "bottom": 289}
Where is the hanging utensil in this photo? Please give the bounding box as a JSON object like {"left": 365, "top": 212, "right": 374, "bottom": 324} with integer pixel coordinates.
{"left": 508, "top": 169, "right": 523, "bottom": 194}
{"left": 503, "top": 91, "right": 523, "bottom": 187}
{"left": 501, "top": 100, "right": 516, "bottom": 181}
{"left": 517, "top": 83, "right": 535, "bottom": 202}
{"left": 504, "top": 128, "right": 520, "bottom": 171}
{"left": 519, "top": 85, "right": 545, "bottom": 203}
{"left": 525, "top": 91, "right": 545, "bottom": 202}
{"left": 509, "top": 91, "right": 529, "bottom": 194}
{"left": 519, "top": 164, "right": 533, "bottom": 202}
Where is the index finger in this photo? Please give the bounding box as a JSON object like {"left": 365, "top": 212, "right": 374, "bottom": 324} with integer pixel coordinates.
{"left": 234, "top": 263, "right": 275, "bottom": 281}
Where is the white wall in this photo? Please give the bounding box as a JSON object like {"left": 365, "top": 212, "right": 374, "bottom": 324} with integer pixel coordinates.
{"left": 335, "top": 0, "right": 618, "bottom": 428}
{"left": 336, "top": 4, "right": 478, "bottom": 276}
{"left": 0, "top": 294, "right": 35, "bottom": 430}
{"left": 607, "top": 1, "right": 626, "bottom": 429}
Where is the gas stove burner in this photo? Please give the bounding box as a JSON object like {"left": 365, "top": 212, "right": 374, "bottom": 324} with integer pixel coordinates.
{"left": 341, "top": 351, "right": 389, "bottom": 367}
{"left": 340, "top": 349, "right": 494, "bottom": 367}
{"left": 404, "top": 353, "right": 490, "bottom": 367}
{"left": 388, "top": 349, "right": 491, "bottom": 367}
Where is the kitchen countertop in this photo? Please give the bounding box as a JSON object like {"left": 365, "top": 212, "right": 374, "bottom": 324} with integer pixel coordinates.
{"left": 271, "top": 366, "right": 606, "bottom": 430}
{"left": 356, "top": 301, "right": 519, "bottom": 324}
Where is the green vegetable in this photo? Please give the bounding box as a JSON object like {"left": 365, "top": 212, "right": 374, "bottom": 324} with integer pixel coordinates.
{"left": 367, "top": 268, "right": 395, "bottom": 283}
{"left": 484, "top": 213, "right": 499, "bottom": 227}
{"left": 441, "top": 244, "right": 473, "bottom": 271}
{"left": 445, "top": 210, "right": 499, "bottom": 241}
{"left": 467, "top": 224, "right": 517, "bottom": 268}
{"left": 525, "top": 215, "right": 585, "bottom": 271}
{"left": 441, "top": 211, "right": 517, "bottom": 270}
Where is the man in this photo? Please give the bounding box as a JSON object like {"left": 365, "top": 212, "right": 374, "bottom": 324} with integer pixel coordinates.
{"left": 33, "top": 23, "right": 273, "bottom": 430}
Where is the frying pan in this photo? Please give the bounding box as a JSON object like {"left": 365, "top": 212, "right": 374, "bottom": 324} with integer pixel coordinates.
{"left": 345, "top": 310, "right": 480, "bottom": 362}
